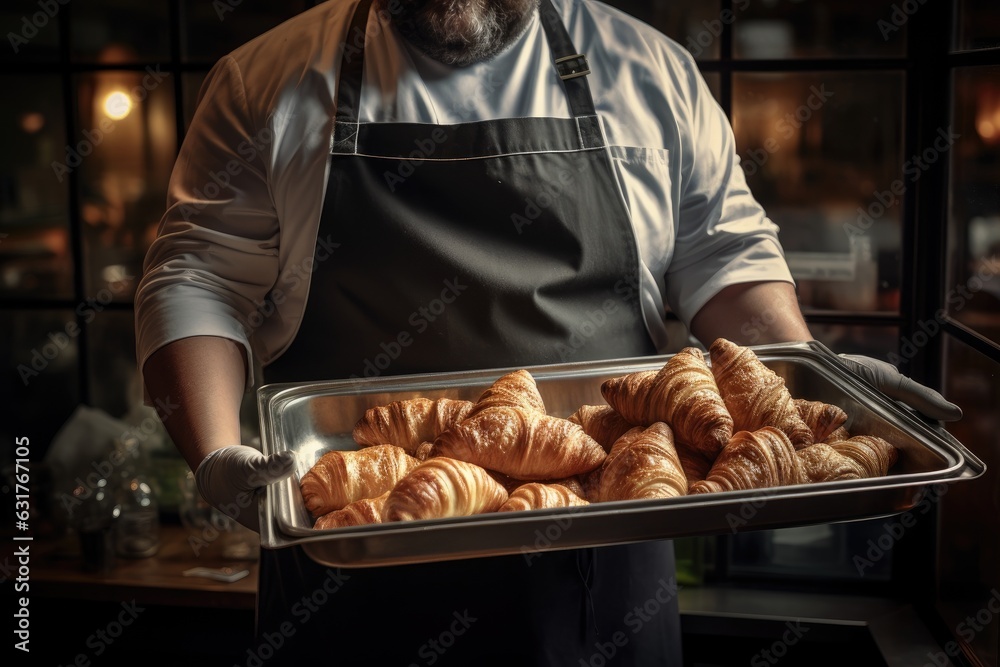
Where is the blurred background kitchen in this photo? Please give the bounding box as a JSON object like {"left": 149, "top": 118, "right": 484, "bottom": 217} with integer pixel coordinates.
{"left": 1, "top": 1, "right": 998, "bottom": 665}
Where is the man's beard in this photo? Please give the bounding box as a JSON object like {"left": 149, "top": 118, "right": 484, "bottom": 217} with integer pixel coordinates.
{"left": 384, "top": 0, "right": 539, "bottom": 67}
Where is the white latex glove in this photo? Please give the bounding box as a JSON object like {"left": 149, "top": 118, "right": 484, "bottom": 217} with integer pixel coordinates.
{"left": 838, "top": 355, "right": 963, "bottom": 422}
{"left": 194, "top": 445, "right": 296, "bottom": 532}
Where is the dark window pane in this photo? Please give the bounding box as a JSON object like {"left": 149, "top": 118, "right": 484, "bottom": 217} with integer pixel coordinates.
{"left": 180, "top": 0, "right": 309, "bottom": 62}
{"left": 733, "top": 72, "right": 904, "bottom": 312}
{"left": 722, "top": 520, "right": 892, "bottom": 582}
{"left": 86, "top": 310, "right": 139, "bottom": 418}
{"left": 939, "top": 335, "right": 1000, "bottom": 667}
{"left": 948, "top": 66, "right": 1000, "bottom": 345}
{"left": 701, "top": 71, "right": 722, "bottom": 106}
{"left": 181, "top": 70, "right": 209, "bottom": 132}
{"left": 953, "top": 0, "right": 1000, "bottom": 52}
{"left": 0, "top": 75, "right": 72, "bottom": 298}
{"left": 807, "top": 324, "right": 900, "bottom": 359}
{"left": 605, "top": 0, "right": 723, "bottom": 61}
{"left": 734, "top": 1, "right": 906, "bottom": 59}
{"left": 74, "top": 71, "right": 177, "bottom": 302}
{"left": 2, "top": 309, "right": 81, "bottom": 455}
{"left": 71, "top": 0, "right": 169, "bottom": 63}
{"left": 0, "top": 0, "right": 61, "bottom": 61}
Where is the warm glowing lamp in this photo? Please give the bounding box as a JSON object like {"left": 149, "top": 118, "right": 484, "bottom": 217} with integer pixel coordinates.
{"left": 979, "top": 120, "right": 997, "bottom": 141}
{"left": 103, "top": 91, "right": 132, "bottom": 120}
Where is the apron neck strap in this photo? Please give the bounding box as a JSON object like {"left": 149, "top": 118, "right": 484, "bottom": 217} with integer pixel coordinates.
{"left": 537, "top": 0, "right": 598, "bottom": 118}
{"left": 335, "top": 0, "right": 598, "bottom": 127}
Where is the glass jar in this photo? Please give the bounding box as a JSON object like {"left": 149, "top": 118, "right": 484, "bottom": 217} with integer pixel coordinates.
{"left": 113, "top": 434, "right": 160, "bottom": 558}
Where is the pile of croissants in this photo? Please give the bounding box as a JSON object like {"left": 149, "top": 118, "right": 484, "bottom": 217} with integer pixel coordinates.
{"left": 300, "top": 338, "right": 899, "bottom": 530}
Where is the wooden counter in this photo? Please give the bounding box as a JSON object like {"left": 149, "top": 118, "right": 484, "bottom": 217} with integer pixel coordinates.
{"left": 4, "top": 524, "right": 258, "bottom": 610}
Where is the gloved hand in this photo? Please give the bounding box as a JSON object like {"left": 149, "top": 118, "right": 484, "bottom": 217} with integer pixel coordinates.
{"left": 838, "top": 355, "right": 963, "bottom": 422}
{"left": 195, "top": 445, "right": 297, "bottom": 532}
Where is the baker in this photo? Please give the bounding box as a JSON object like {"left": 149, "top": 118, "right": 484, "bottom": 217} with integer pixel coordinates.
{"left": 136, "top": 0, "right": 961, "bottom": 663}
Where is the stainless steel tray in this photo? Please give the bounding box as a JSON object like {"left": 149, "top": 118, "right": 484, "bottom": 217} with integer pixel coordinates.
{"left": 257, "top": 341, "right": 984, "bottom": 567}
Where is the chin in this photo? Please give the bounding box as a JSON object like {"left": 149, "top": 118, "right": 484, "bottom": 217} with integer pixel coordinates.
{"left": 385, "top": 0, "right": 539, "bottom": 66}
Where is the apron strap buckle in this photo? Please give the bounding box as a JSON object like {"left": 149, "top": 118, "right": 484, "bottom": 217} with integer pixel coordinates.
{"left": 554, "top": 54, "right": 591, "bottom": 80}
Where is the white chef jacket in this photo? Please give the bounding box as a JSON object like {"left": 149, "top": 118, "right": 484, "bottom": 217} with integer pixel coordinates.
{"left": 135, "top": 0, "right": 793, "bottom": 387}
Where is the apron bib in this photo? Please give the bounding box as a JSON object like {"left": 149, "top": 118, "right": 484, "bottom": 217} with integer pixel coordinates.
{"left": 261, "top": 0, "right": 681, "bottom": 663}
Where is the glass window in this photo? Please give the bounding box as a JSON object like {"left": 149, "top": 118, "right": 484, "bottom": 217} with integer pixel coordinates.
{"left": 722, "top": 520, "right": 892, "bottom": 582}
{"left": 0, "top": 0, "right": 61, "bottom": 61}
{"left": 948, "top": 66, "right": 1000, "bottom": 345}
{"left": 0, "top": 75, "right": 72, "bottom": 299}
{"left": 1, "top": 309, "right": 81, "bottom": 448}
{"left": 953, "top": 0, "right": 1000, "bottom": 52}
{"left": 606, "top": 0, "right": 723, "bottom": 61}
{"left": 180, "top": 0, "right": 310, "bottom": 62}
{"left": 700, "top": 71, "right": 722, "bottom": 106}
{"left": 734, "top": 1, "right": 907, "bottom": 59}
{"left": 938, "top": 335, "right": 1000, "bottom": 667}
{"left": 807, "top": 324, "right": 900, "bottom": 359}
{"left": 733, "top": 72, "right": 905, "bottom": 313}
{"left": 181, "top": 71, "right": 208, "bottom": 131}
{"left": 86, "top": 310, "right": 140, "bottom": 419}
{"left": 74, "top": 70, "right": 177, "bottom": 302}
{"left": 71, "top": 0, "right": 170, "bottom": 63}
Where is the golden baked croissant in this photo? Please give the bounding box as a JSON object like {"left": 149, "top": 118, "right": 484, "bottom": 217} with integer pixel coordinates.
{"left": 709, "top": 339, "right": 814, "bottom": 449}
{"left": 823, "top": 426, "right": 851, "bottom": 444}
{"left": 601, "top": 348, "right": 733, "bottom": 456}
{"left": 499, "top": 482, "right": 589, "bottom": 512}
{"left": 689, "top": 427, "right": 804, "bottom": 494}
{"left": 598, "top": 423, "right": 688, "bottom": 502}
{"left": 579, "top": 467, "right": 603, "bottom": 503}
{"left": 313, "top": 492, "right": 389, "bottom": 530}
{"left": 415, "top": 442, "right": 435, "bottom": 461}
{"left": 547, "top": 476, "right": 587, "bottom": 499}
{"left": 467, "top": 369, "right": 546, "bottom": 417}
{"left": 830, "top": 435, "right": 898, "bottom": 477}
{"left": 675, "top": 445, "right": 713, "bottom": 489}
{"left": 568, "top": 405, "right": 635, "bottom": 452}
{"left": 352, "top": 398, "right": 474, "bottom": 452}
{"left": 382, "top": 457, "right": 508, "bottom": 522}
{"left": 794, "top": 399, "right": 848, "bottom": 443}
{"left": 300, "top": 445, "right": 419, "bottom": 516}
{"left": 796, "top": 444, "right": 863, "bottom": 483}
{"left": 432, "top": 407, "right": 605, "bottom": 480}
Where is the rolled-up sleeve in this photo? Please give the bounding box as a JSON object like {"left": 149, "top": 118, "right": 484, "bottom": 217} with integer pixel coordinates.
{"left": 135, "top": 55, "right": 280, "bottom": 388}
{"left": 664, "top": 53, "right": 793, "bottom": 327}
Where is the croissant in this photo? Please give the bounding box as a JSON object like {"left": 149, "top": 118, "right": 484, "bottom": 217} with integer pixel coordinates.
{"left": 499, "top": 482, "right": 589, "bottom": 512}
{"left": 300, "top": 445, "right": 419, "bottom": 516}
{"left": 598, "top": 423, "right": 688, "bottom": 502}
{"left": 823, "top": 426, "right": 851, "bottom": 444}
{"left": 579, "top": 467, "right": 603, "bottom": 502}
{"left": 794, "top": 399, "right": 848, "bottom": 443}
{"left": 415, "top": 442, "right": 435, "bottom": 461}
{"left": 353, "top": 398, "right": 474, "bottom": 452}
{"left": 467, "top": 369, "right": 546, "bottom": 417}
{"left": 547, "top": 476, "right": 587, "bottom": 499}
{"left": 689, "top": 427, "right": 804, "bottom": 494}
{"left": 675, "top": 445, "right": 713, "bottom": 489}
{"left": 830, "top": 435, "right": 898, "bottom": 477}
{"left": 486, "top": 469, "right": 523, "bottom": 493}
{"left": 313, "top": 492, "right": 389, "bottom": 530}
{"left": 601, "top": 348, "right": 733, "bottom": 456}
{"left": 709, "top": 339, "right": 814, "bottom": 449}
{"left": 796, "top": 444, "right": 863, "bottom": 483}
{"left": 568, "top": 405, "right": 635, "bottom": 452}
{"left": 382, "top": 457, "right": 508, "bottom": 522}
{"left": 432, "top": 407, "right": 606, "bottom": 480}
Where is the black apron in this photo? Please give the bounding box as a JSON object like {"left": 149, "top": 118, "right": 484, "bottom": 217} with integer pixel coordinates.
{"left": 261, "top": 0, "right": 682, "bottom": 663}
